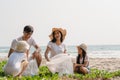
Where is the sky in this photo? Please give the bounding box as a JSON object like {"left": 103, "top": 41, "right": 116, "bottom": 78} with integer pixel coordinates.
{"left": 0, "top": 0, "right": 120, "bottom": 46}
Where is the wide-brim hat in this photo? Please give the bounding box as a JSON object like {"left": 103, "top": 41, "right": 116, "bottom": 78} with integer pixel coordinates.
{"left": 15, "top": 41, "right": 29, "bottom": 52}
{"left": 49, "top": 28, "right": 67, "bottom": 40}
{"left": 77, "top": 43, "right": 87, "bottom": 52}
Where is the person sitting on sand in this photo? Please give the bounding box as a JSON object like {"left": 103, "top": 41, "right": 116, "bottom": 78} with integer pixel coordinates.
{"left": 4, "top": 41, "right": 29, "bottom": 77}
{"left": 74, "top": 43, "right": 90, "bottom": 74}
{"left": 44, "top": 27, "right": 73, "bottom": 76}
{"left": 7, "top": 25, "right": 42, "bottom": 76}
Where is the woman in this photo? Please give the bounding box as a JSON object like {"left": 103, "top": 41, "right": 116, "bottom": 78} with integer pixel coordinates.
{"left": 4, "top": 41, "right": 29, "bottom": 77}
{"left": 44, "top": 28, "right": 73, "bottom": 76}
{"left": 74, "top": 43, "right": 90, "bottom": 74}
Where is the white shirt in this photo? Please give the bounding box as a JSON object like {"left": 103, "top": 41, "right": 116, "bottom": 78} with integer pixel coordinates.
{"left": 10, "top": 36, "right": 37, "bottom": 50}
{"left": 47, "top": 41, "right": 66, "bottom": 58}
{"left": 77, "top": 54, "right": 89, "bottom": 64}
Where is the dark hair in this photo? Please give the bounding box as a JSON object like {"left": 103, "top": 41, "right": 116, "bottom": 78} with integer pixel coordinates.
{"left": 23, "top": 25, "right": 34, "bottom": 33}
{"left": 76, "top": 48, "right": 86, "bottom": 64}
{"left": 51, "top": 31, "right": 63, "bottom": 43}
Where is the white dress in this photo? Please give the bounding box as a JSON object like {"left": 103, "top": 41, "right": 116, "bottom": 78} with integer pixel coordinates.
{"left": 46, "top": 42, "right": 73, "bottom": 76}
{"left": 10, "top": 36, "right": 39, "bottom": 76}
{"left": 4, "top": 52, "right": 27, "bottom": 76}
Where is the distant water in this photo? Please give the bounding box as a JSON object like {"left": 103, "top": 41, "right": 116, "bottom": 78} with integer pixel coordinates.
{"left": 0, "top": 45, "right": 120, "bottom": 58}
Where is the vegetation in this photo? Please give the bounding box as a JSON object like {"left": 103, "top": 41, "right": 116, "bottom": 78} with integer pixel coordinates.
{"left": 0, "top": 61, "right": 120, "bottom": 80}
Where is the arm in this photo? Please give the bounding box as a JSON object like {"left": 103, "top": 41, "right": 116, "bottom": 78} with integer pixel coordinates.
{"left": 75, "top": 61, "right": 89, "bottom": 67}
{"left": 64, "top": 49, "right": 66, "bottom": 53}
{"left": 26, "top": 50, "right": 29, "bottom": 59}
{"left": 32, "top": 38, "right": 41, "bottom": 53}
{"left": 34, "top": 44, "right": 41, "bottom": 53}
{"left": 33, "top": 44, "right": 42, "bottom": 67}
{"left": 44, "top": 46, "right": 50, "bottom": 61}
{"left": 8, "top": 39, "right": 17, "bottom": 58}
{"left": 74, "top": 63, "right": 82, "bottom": 67}
{"left": 8, "top": 48, "right": 14, "bottom": 57}
{"left": 64, "top": 44, "right": 67, "bottom": 53}
{"left": 82, "top": 61, "right": 89, "bottom": 67}
{"left": 82, "top": 55, "right": 89, "bottom": 67}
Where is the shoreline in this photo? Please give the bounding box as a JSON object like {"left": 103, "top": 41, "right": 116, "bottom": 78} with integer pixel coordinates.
{"left": 1, "top": 51, "right": 120, "bottom": 58}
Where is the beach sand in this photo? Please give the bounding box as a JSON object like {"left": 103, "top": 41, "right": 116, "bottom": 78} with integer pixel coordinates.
{"left": 41, "top": 57, "right": 120, "bottom": 72}
{"left": 89, "top": 58, "right": 120, "bottom": 72}
{"left": 1, "top": 57, "right": 120, "bottom": 72}
{"left": 1, "top": 57, "right": 120, "bottom": 80}
{"left": 41, "top": 57, "right": 120, "bottom": 80}
{"left": 0, "top": 56, "right": 8, "bottom": 62}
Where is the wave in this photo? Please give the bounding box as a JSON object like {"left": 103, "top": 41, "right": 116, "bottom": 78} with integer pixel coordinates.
{"left": 1, "top": 45, "right": 120, "bottom": 58}
{"left": 88, "top": 51, "right": 120, "bottom": 58}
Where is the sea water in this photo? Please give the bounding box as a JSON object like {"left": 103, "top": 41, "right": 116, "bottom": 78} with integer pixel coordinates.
{"left": 0, "top": 45, "right": 120, "bottom": 58}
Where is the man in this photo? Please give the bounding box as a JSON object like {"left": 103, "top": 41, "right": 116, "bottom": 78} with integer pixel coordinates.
{"left": 8, "top": 25, "right": 42, "bottom": 75}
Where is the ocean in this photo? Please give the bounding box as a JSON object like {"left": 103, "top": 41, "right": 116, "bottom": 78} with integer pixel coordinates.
{"left": 0, "top": 45, "right": 120, "bottom": 58}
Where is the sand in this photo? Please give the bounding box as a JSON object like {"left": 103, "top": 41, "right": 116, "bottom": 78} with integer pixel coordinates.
{"left": 89, "top": 58, "right": 120, "bottom": 72}
{"left": 41, "top": 57, "right": 120, "bottom": 80}
{"left": 41, "top": 57, "right": 120, "bottom": 72}
{"left": 1, "top": 56, "right": 120, "bottom": 72}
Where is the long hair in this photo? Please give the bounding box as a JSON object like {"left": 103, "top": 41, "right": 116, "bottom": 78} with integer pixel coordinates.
{"left": 76, "top": 48, "right": 86, "bottom": 64}
{"left": 51, "top": 31, "right": 63, "bottom": 43}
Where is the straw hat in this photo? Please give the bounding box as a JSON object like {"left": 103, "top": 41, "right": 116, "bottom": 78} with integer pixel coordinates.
{"left": 49, "top": 28, "right": 67, "bottom": 40}
{"left": 77, "top": 43, "right": 87, "bottom": 52}
{"left": 15, "top": 41, "right": 29, "bottom": 52}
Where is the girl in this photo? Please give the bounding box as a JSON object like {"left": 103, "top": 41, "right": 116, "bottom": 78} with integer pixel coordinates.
{"left": 74, "top": 43, "right": 90, "bottom": 74}
{"left": 4, "top": 41, "right": 29, "bottom": 77}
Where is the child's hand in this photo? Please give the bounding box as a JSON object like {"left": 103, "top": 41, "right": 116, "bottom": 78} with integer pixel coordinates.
{"left": 74, "top": 63, "right": 78, "bottom": 67}
{"left": 74, "top": 63, "right": 82, "bottom": 67}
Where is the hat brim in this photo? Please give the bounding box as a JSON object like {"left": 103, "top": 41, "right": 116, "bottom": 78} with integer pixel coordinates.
{"left": 76, "top": 44, "right": 87, "bottom": 52}
{"left": 49, "top": 28, "right": 66, "bottom": 40}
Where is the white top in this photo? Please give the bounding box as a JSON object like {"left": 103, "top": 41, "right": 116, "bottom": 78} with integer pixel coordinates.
{"left": 10, "top": 36, "right": 37, "bottom": 50}
{"left": 47, "top": 41, "right": 66, "bottom": 58}
{"left": 6, "top": 52, "right": 27, "bottom": 67}
{"left": 8, "top": 36, "right": 39, "bottom": 76}
{"left": 78, "top": 54, "right": 89, "bottom": 64}
{"left": 4, "top": 52, "right": 27, "bottom": 76}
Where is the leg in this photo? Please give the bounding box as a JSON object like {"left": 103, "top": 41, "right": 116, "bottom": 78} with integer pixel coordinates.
{"left": 80, "top": 67, "right": 89, "bottom": 74}
{"left": 73, "top": 63, "right": 77, "bottom": 72}
{"left": 32, "top": 52, "right": 42, "bottom": 68}
{"left": 15, "top": 60, "right": 28, "bottom": 77}
{"left": 74, "top": 66, "right": 80, "bottom": 73}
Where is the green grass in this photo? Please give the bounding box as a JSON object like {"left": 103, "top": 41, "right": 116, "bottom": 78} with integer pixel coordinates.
{"left": 0, "top": 61, "right": 120, "bottom": 80}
